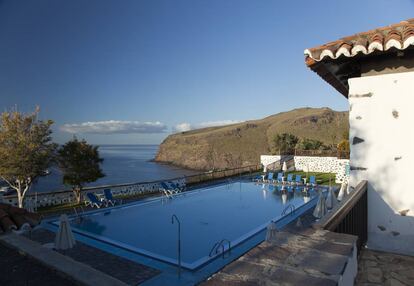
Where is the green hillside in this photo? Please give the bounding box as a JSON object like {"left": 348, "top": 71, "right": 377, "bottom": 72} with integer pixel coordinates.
{"left": 155, "top": 107, "right": 349, "bottom": 170}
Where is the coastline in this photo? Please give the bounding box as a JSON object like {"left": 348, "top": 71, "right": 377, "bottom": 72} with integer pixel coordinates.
{"left": 26, "top": 145, "right": 199, "bottom": 194}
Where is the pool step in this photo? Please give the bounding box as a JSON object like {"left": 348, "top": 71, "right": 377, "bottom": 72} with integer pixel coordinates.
{"left": 201, "top": 228, "right": 357, "bottom": 286}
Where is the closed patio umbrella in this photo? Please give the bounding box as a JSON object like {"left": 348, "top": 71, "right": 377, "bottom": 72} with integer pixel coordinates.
{"left": 281, "top": 193, "right": 288, "bottom": 205}
{"left": 313, "top": 191, "right": 327, "bottom": 219}
{"left": 337, "top": 182, "right": 348, "bottom": 201}
{"left": 55, "top": 214, "right": 76, "bottom": 250}
{"left": 303, "top": 194, "right": 310, "bottom": 203}
{"left": 265, "top": 221, "right": 278, "bottom": 242}
{"left": 282, "top": 161, "right": 287, "bottom": 173}
{"left": 326, "top": 186, "right": 338, "bottom": 210}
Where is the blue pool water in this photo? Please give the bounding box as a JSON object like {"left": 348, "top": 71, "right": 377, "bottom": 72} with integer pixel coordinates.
{"left": 62, "top": 181, "right": 320, "bottom": 270}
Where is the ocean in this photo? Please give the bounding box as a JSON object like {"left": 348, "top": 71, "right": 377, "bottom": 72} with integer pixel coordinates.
{"left": 29, "top": 145, "right": 198, "bottom": 194}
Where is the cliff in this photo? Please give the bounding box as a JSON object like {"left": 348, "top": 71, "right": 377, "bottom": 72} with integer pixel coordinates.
{"left": 155, "top": 107, "right": 348, "bottom": 170}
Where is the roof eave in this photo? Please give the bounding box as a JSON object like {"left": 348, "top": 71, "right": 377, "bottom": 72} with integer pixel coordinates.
{"left": 306, "top": 57, "right": 349, "bottom": 98}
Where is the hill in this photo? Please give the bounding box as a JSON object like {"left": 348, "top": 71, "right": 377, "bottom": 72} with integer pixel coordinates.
{"left": 155, "top": 107, "right": 349, "bottom": 170}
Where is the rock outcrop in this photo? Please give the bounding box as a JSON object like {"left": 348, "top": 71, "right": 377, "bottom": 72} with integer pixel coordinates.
{"left": 155, "top": 107, "right": 348, "bottom": 170}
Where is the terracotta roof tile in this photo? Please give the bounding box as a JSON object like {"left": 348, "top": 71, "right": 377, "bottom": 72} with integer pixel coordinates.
{"left": 304, "top": 19, "right": 414, "bottom": 64}
{"left": 0, "top": 203, "right": 42, "bottom": 233}
{"left": 10, "top": 214, "right": 28, "bottom": 229}
{"left": 401, "top": 25, "right": 414, "bottom": 38}
{"left": 23, "top": 212, "right": 43, "bottom": 227}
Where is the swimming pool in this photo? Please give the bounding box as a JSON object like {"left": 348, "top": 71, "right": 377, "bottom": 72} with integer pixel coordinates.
{"left": 53, "top": 181, "right": 321, "bottom": 271}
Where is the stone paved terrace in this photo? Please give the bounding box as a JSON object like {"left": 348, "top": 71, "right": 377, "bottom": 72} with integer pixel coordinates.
{"left": 356, "top": 249, "right": 414, "bottom": 285}
{"left": 201, "top": 223, "right": 358, "bottom": 286}
{"left": 23, "top": 228, "right": 160, "bottom": 285}
{"left": 0, "top": 242, "right": 76, "bottom": 286}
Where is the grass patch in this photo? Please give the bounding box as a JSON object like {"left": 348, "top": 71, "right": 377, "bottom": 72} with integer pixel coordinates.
{"left": 286, "top": 171, "right": 337, "bottom": 186}
{"left": 37, "top": 202, "right": 82, "bottom": 214}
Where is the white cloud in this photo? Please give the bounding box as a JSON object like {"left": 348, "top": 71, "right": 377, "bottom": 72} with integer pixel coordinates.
{"left": 174, "top": 122, "right": 192, "bottom": 132}
{"left": 198, "top": 120, "right": 243, "bottom": 128}
{"left": 60, "top": 120, "right": 168, "bottom": 134}
{"left": 173, "top": 120, "right": 243, "bottom": 133}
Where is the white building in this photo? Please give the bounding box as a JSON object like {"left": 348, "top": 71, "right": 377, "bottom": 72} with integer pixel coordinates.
{"left": 305, "top": 19, "right": 414, "bottom": 255}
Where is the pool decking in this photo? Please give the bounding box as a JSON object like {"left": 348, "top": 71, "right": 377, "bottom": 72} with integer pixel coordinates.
{"left": 22, "top": 228, "right": 160, "bottom": 285}
{"left": 201, "top": 220, "right": 357, "bottom": 286}
{"left": 0, "top": 242, "right": 76, "bottom": 286}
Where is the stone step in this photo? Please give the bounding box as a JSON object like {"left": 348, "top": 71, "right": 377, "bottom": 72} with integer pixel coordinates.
{"left": 202, "top": 260, "right": 338, "bottom": 286}
{"left": 286, "top": 226, "right": 358, "bottom": 246}
{"left": 270, "top": 230, "right": 355, "bottom": 257}
{"left": 241, "top": 241, "right": 349, "bottom": 276}
{"left": 202, "top": 229, "right": 358, "bottom": 286}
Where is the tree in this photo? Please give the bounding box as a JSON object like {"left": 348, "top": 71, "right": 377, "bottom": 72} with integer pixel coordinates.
{"left": 296, "top": 138, "right": 325, "bottom": 150}
{"left": 272, "top": 133, "right": 299, "bottom": 154}
{"left": 336, "top": 129, "right": 350, "bottom": 157}
{"left": 337, "top": 139, "right": 350, "bottom": 157}
{"left": 0, "top": 107, "right": 56, "bottom": 208}
{"left": 57, "top": 138, "right": 105, "bottom": 204}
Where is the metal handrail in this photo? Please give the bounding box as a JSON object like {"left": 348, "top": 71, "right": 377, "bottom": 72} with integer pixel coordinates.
{"left": 73, "top": 205, "right": 85, "bottom": 221}
{"left": 281, "top": 204, "right": 296, "bottom": 216}
{"left": 226, "top": 178, "right": 233, "bottom": 189}
{"left": 209, "top": 239, "right": 231, "bottom": 258}
{"left": 218, "top": 239, "right": 231, "bottom": 258}
{"left": 171, "top": 214, "right": 182, "bottom": 278}
{"left": 208, "top": 242, "right": 220, "bottom": 257}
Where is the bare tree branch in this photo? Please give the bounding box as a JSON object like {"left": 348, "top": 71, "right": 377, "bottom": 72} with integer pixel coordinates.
{"left": 0, "top": 176, "right": 18, "bottom": 190}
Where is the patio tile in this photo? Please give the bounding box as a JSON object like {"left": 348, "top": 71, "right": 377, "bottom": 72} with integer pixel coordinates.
{"left": 25, "top": 228, "right": 160, "bottom": 285}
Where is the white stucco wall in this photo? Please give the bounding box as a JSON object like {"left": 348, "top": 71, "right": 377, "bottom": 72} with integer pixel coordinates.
{"left": 260, "top": 155, "right": 349, "bottom": 183}
{"left": 294, "top": 156, "right": 349, "bottom": 183}
{"left": 348, "top": 71, "right": 414, "bottom": 255}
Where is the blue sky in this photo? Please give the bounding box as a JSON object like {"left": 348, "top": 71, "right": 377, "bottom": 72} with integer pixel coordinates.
{"left": 0, "top": 0, "right": 413, "bottom": 144}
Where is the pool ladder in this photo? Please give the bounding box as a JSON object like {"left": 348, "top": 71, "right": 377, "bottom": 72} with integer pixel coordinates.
{"left": 73, "top": 205, "right": 85, "bottom": 221}
{"left": 281, "top": 204, "right": 296, "bottom": 216}
{"left": 209, "top": 239, "right": 231, "bottom": 259}
{"left": 226, "top": 178, "right": 232, "bottom": 189}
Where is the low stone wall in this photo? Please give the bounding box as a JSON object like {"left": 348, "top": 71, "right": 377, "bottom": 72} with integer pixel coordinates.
{"left": 1, "top": 178, "right": 186, "bottom": 208}
{"left": 294, "top": 156, "right": 350, "bottom": 183}
{"left": 260, "top": 155, "right": 350, "bottom": 183}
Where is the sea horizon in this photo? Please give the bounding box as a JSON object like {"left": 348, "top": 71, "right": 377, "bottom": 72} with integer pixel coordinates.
{"left": 29, "top": 144, "right": 198, "bottom": 194}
